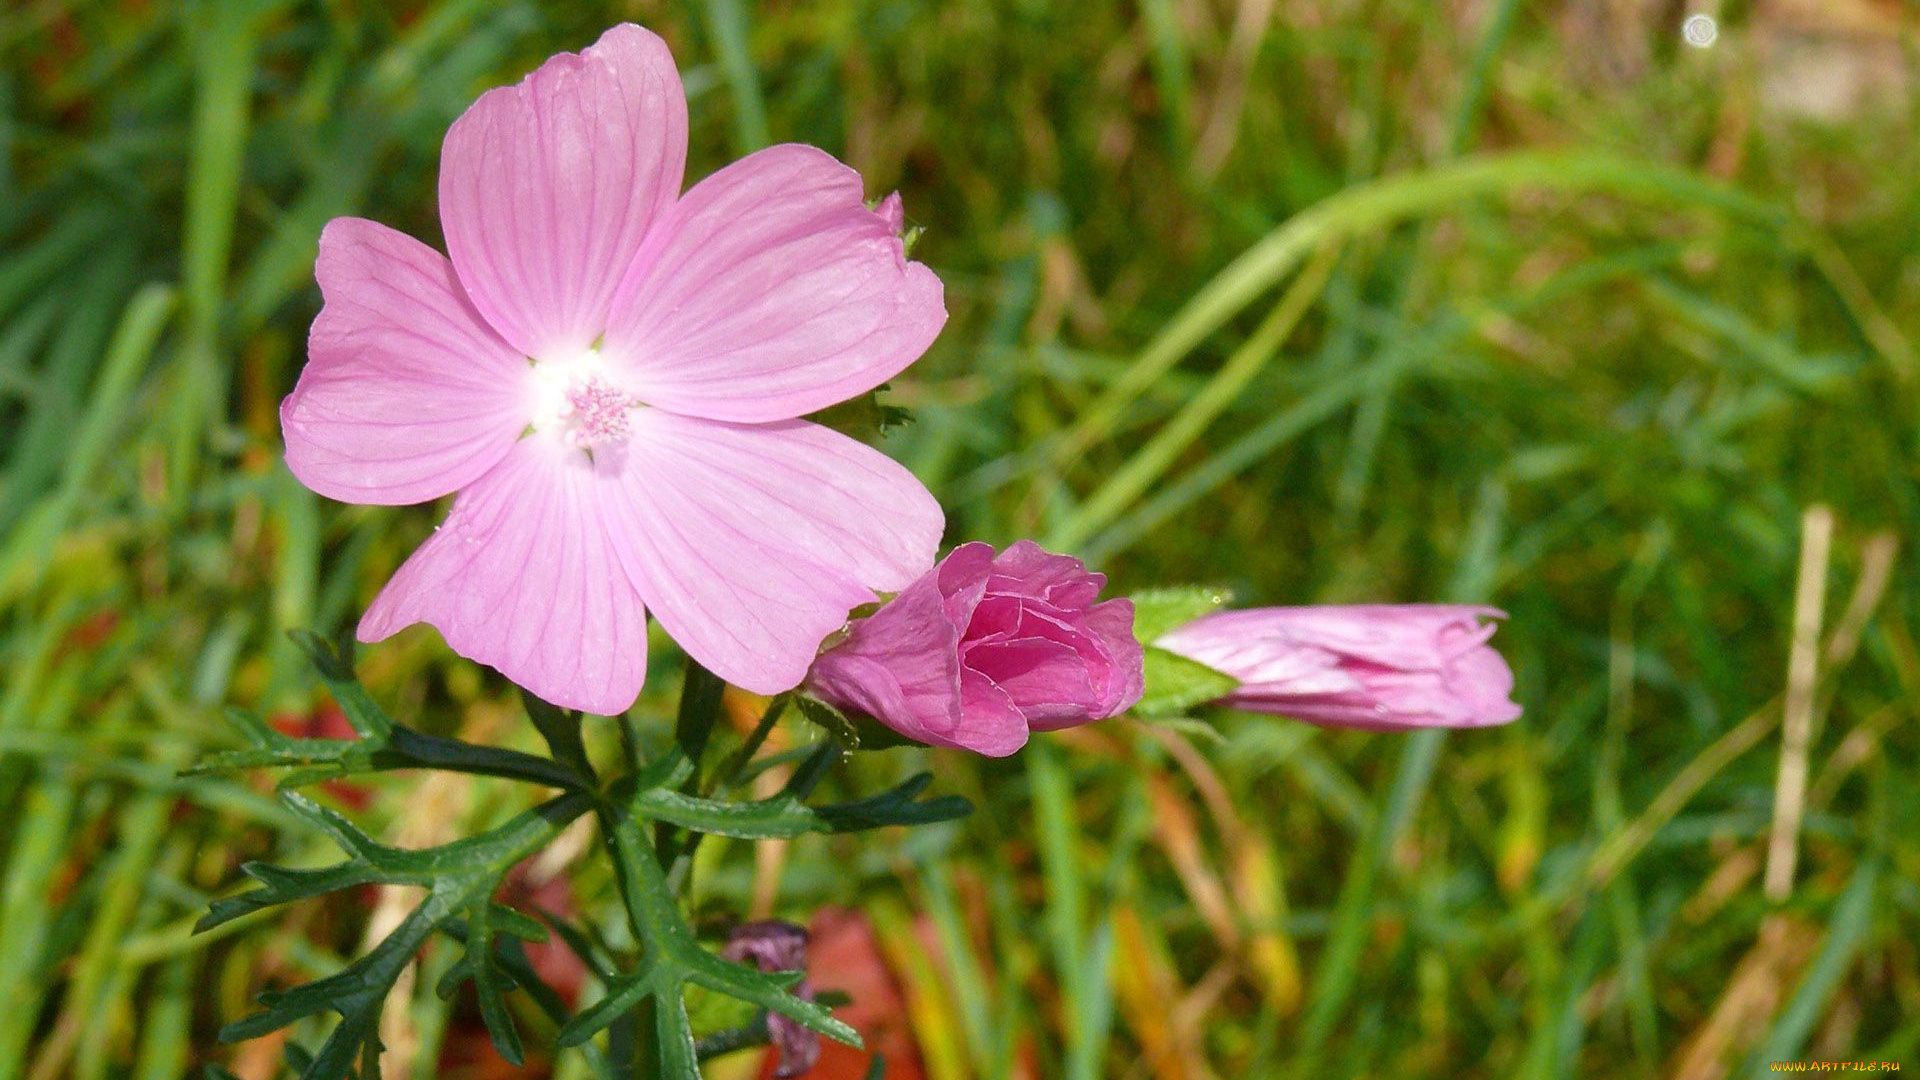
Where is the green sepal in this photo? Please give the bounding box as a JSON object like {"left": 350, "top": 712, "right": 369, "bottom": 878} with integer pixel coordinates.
{"left": 794, "top": 695, "right": 862, "bottom": 748}
{"left": 795, "top": 694, "right": 921, "bottom": 752}
{"left": 1132, "top": 714, "right": 1228, "bottom": 744}
{"left": 1135, "top": 645, "right": 1240, "bottom": 717}
{"left": 1128, "top": 585, "right": 1233, "bottom": 643}
{"left": 806, "top": 385, "right": 913, "bottom": 442}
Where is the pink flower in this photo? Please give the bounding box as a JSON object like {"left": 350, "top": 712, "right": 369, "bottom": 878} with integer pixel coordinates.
{"left": 1155, "top": 605, "right": 1522, "bottom": 730}
{"left": 806, "top": 542, "right": 1144, "bottom": 757}
{"left": 281, "top": 25, "right": 946, "bottom": 713}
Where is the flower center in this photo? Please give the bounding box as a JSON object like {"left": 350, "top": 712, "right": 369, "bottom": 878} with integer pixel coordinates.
{"left": 529, "top": 349, "right": 640, "bottom": 449}
{"left": 562, "top": 375, "right": 636, "bottom": 447}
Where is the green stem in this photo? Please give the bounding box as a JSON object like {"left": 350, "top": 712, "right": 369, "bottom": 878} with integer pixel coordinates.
{"left": 661, "top": 661, "right": 727, "bottom": 874}
{"left": 630, "top": 997, "right": 660, "bottom": 1080}
{"left": 673, "top": 661, "right": 726, "bottom": 787}
{"left": 604, "top": 805, "right": 696, "bottom": 955}
{"left": 671, "top": 693, "right": 792, "bottom": 888}
{"left": 600, "top": 798, "right": 693, "bottom": 1080}
{"left": 707, "top": 694, "right": 788, "bottom": 797}
{"left": 523, "top": 689, "right": 598, "bottom": 783}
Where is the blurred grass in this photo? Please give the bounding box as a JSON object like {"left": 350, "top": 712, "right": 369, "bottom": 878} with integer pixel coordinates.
{"left": 3, "top": 1, "right": 1919, "bottom": 1078}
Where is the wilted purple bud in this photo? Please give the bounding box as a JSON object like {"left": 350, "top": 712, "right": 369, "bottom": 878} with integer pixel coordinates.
{"left": 1156, "top": 605, "right": 1522, "bottom": 730}
{"left": 806, "top": 541, "right": 1145, "bottom": 757}
{"left": 723, "top": 920, "right": 819, "bottom": 1078}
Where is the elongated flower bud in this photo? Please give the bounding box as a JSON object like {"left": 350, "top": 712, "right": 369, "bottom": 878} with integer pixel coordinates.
{"left": 1156, "top": 605, "right": 1521, "bottom": 729}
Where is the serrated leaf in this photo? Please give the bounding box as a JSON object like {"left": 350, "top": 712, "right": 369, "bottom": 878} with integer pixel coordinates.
{"left": 1134, "top": 645, "right": 1239, "bottom": 717}
{"left": 191, "top": 651, "right": 579, "bottom": 792}
{"left": 1129, "top": 585, "right": 1233, "bottom": 643}
{"left": 204, "top": 793, "right": 589, "bottom": 1080}
{"left": 684, "top": 950, "right": 861, "bottom": 1048}
{"left": 286, "top": 630, "right": 391, "bottom": 739}
{"left": 466, "top": 903, "right": 527, "bottom": 1065}
{"left": 434, "top": 953, "right": 476, "bottom": 1002}
{"left": 556, "top": 959, "right": 669, "bottom": 1046}
{"left": 535, "top": 906, "right": 619, "bottom": 982}
{"left": 573, "top": 796, "right": 871, "bottom": 1079}
{"left": 205, "top": 629, "right": 942, "bottom": 1080}
{"left": 488, "top": 903, "right": 549, "bottom": 943}
{"left": 694, "top": 1017, "right": 774, "bottom": 1063}
{"left": 196, "top": 859, "right": 380, "bottom": 933}
{"left": 628, "top": 770, "right": 970, "bottom": 839}
{"left": 814, "top": 775, "right": 973, "bottom": 831}
{"left": 182, "top": 708, "right": 365, "bottom": 778}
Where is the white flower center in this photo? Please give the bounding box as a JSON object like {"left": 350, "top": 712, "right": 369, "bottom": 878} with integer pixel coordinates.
{"left": 529, "top": 348, "right": 640, "bottom": 449}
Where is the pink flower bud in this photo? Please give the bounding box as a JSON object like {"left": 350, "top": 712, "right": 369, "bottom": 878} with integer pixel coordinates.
{"left": 806, "top": 541, "right": 1145, "bottom": 756}
{"left": 1156, "top": 605, "right": 1521, "bottom": 730}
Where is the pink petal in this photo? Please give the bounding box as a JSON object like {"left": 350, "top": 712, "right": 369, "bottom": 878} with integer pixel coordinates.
{"left": 439, "top": 23, "right": 687, "bottom": 359}
{"left": 598, "top": 412, "right": 943, "bottom": 695}
{"left": 987, "top": 540, "right": 1105, "bottom": 609}
{"left": 359, "top": 438, "right": 649, "bottom": 715}
{"left": 1442, "top": 644, "right": 1524, "bottom": 726}
{"left": 805, "top": 569, "right": 970, "bottom": 745}
{"left": 1180, "top": 605, "right": 1505, "bottom": 671}
{"left": 1068, "top": 597, "right": 1146, "bottom": 722}
{"left": 874, "top": 192, "right": 905, "bottom": 234}
{"left": 602, "top": 144, "right": 945, "bottom": 423}
{"left": 952, "top": 669, "right": 1033, "bottom": 757}
{"left": 965, "top": 637, "right": 1095, "bottom": 726}
{"left": 282, "top": 218, "right": 532, "bottom": 505}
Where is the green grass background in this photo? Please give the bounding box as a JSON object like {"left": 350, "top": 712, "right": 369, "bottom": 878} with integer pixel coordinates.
{"left": 2, "top": 0, "right": 1917, "bottom": 1077}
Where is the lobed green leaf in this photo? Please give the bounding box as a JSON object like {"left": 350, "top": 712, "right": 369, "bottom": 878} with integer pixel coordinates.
{"left": 630, "top": 770, "right": 971, "bottom": 839}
